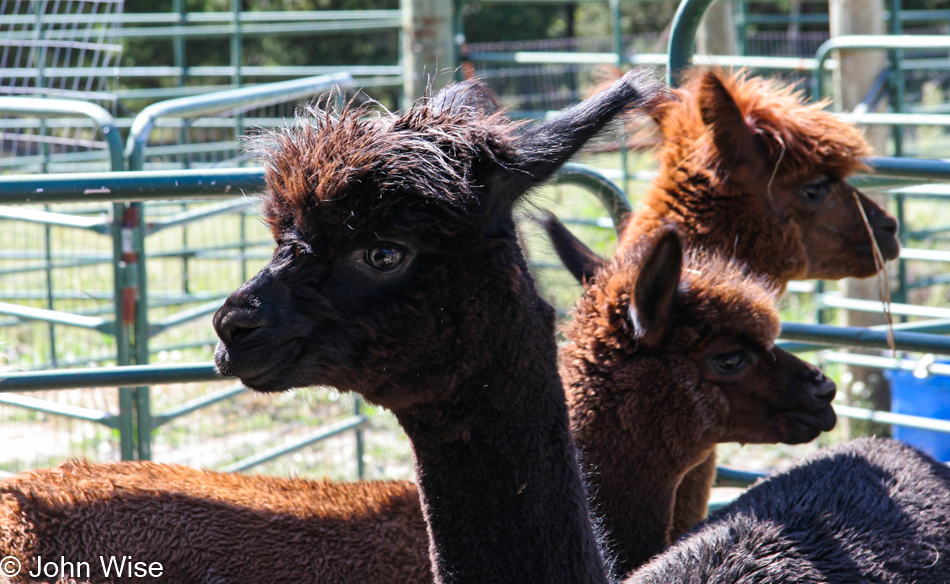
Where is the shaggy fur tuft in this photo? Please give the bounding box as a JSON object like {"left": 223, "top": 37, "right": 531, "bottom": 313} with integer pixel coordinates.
{"left": 656, "top": 69, "right": 870, "bottom": 182}
{"left": 565, "top": 237, "right": 780, "bottom": 359}
{"left": 255, "top": 85, "right": 518, "bottom": 241}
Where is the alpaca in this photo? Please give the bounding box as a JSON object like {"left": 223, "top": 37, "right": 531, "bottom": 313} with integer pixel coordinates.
{"left": 622, "top": 437, "right": 950, "bottom": 584}
{"left": 210, "top": 70, "right": 666, "bottom": 584}
{"left": 0, "top": 461, "right": 430, "bottom": 584}
{"left": 553, "top": 68, "right": 900, "bottom": 546}
{"left": 0, "top": 226, "right": 836, "bottom": 584}
{"left": 550, "top": 222, "right": 836, "bottom": 577}
{"left": 620, "top": 69, "right": 900, "bottom": 287}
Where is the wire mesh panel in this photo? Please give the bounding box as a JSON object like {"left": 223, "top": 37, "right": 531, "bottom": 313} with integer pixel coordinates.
{"left": 0, "top": 201, "right": 123, "bottom": 472}
{"left": 0, "top": 0, "right": 123, "bottom": 173}
{"left": 138, "top": 97, "right": 310, "bottom": 170}
{"left": 466, "top": 33, "right": 664, "bottom": 115}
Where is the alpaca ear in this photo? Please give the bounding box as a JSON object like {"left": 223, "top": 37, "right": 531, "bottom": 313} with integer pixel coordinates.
{"left": 429, "top": 79, "right": 500, "bottom": 117}
{"left": 540, "top": 213, "right": 607, "bottom": 284}
{"left": 502, "top": 68, "right": 668, "bottom": 203}
{"left": 629, "top": 228, "right": 682, "bottom": 349}
{"left": 698, "top": 72, "right": 766, "bottom": 188}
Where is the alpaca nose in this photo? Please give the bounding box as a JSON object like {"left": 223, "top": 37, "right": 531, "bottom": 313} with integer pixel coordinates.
{"left": 861, "top": 193, "right": 898, "bottom": 236}
{"left": 213, "top": 298, "right": 265, "bottom": 346}
{"left": 878, "top": 212, "right": 898, "bottom": 236}
{"left": 812, "top": 373, "right": 836, "bottom": 405}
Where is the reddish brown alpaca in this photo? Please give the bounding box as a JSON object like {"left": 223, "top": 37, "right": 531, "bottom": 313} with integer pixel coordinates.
{"left": 622, "top": 69, "right": 899, "bottom": 286}
{"left": 560, "top": 69, "right": 900, "bottom": 548}
{"left": 0, "top": 227, "right": 834, "bottom": 584}
{"left": 1, "top": 462, "right": 430, "bottom": 583}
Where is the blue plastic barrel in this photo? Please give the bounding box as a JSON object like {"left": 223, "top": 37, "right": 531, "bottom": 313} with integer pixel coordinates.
{"left": 887, "top": 368, "right": 950, "bottom": 462}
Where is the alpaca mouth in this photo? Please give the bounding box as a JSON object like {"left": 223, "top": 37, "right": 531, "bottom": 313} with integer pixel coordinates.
{"left": 872, "top": 231, "right": 901, "bottom": 261}
{"left": 782, "top": 407, "right": 837, "bottom": 444}
{"left": 215, "top": 340, "right": 304, "bottom": 393}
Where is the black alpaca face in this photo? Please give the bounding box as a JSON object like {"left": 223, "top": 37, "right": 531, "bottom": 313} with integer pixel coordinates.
{"left": 213, "top": 70, "right": 666, "bottom": 411}
{"left": 213, "top": 199, "right": 517, "bottom": 409}
{"left": 212, "top": 82, "right": 523, "bottom": 410}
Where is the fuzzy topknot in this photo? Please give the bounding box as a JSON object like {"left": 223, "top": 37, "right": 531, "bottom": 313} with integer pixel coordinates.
{"left": 251, "top": 83, "right": 518, "bottom": 237}
{"left": 658, "top": 69, "right": 871, "bottom": 181}
{"left": 677, "top": 248, "right": 781, "bottom": 348}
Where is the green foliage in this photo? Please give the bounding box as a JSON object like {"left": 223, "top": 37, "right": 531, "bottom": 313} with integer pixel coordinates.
{"left": 462, "top": 3, "right": 567, "bottom": 43}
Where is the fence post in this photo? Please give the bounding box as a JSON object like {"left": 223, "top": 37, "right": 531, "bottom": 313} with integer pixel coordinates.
{"left": 112, "top": 203, "right": 136, "bottom": 460}
{"left": 132, "top": 201, "right": 152, "bottom": 460}
{"left": 401, "top": 0, "right": 456, "bottom": 105}
{"left": 830, "top": 0, "right": 892, "bottom": 433}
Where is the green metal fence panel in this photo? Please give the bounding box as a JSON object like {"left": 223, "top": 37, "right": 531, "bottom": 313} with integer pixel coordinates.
{"left": 125, "top": 72, "right": 354, "bottom": 171}
{"left": 812, "top": 35, "right": 950, "bottom": 101}
{"left": 0, "top": 98, "right": 124, "bottom": 172}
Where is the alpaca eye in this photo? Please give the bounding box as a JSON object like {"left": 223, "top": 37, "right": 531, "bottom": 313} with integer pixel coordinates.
{"left": 708, "top": 351, "right": 748, "bottom": 375}
{"left": 365, "top": 244, "right": 407, "bottom": 272}
{"left": 802, "top": 179, "right": 833, "bottom": 202}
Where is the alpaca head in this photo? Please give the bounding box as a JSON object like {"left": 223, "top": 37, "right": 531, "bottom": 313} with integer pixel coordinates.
{"left": 650, "top": 69, "right": 899, "bottom": 282}
{"left": 551, "top": 219, "right": 836, "bottom": 466}
{"left": 213, "top": 71, "right": 666, "bottom": 413}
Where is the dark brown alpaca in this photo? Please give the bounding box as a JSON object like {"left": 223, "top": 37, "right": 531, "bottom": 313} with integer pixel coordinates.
{"left": 551, "top": 223, "right": 835, "bottom": 578}
{"left": 0, "top": 227, "right": 835, "bottom": 584}
{"left": 210, "top": 70, "right": 664, "bottom": 584}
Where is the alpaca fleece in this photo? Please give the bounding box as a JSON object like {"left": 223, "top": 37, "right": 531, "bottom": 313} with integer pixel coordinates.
{"left": 0, "top": 461, "right": 428, "bottom": 584}
{"left": 624, "top": 438, "right": 950, "bottom": 584}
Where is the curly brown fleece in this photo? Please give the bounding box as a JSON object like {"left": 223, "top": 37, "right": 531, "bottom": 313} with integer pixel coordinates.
{"left": 1, "top": 461, "right": 429, "bottom": 584}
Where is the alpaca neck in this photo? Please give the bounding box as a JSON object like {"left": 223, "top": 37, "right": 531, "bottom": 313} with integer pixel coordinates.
{"left": 396, "top": 296, "right": 608, "bottom": 584}
{"left": 562, "top": 347, "right": 708, "bottom": 579}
